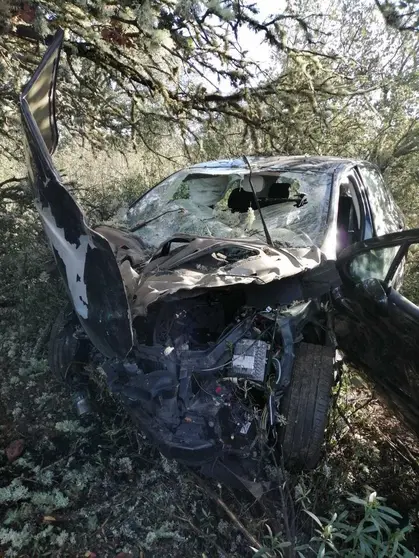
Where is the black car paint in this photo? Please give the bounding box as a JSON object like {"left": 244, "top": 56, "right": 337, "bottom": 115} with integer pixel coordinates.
{"left": 332, "top": 230, "right": 419, "bottom": 436}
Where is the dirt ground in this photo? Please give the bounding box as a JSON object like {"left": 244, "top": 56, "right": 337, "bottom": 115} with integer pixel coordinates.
{"left": 1, "top": 337, "right": 418, "bottom": 557}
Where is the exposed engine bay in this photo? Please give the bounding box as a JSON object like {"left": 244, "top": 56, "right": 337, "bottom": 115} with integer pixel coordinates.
{"left": 94, "top": 284, "right": 326, "bottom": 487}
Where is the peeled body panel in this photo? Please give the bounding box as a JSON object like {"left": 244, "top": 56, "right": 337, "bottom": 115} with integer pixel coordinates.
{"left": 20, "top": 30, "right": 133, "bottom": 359}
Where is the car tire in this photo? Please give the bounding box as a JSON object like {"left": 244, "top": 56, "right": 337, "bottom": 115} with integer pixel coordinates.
{"left": 48, "top": 305, "right": 84, "bottom": 381}
{"left": 279, "top": 342, "right": 335, "bottom": 470}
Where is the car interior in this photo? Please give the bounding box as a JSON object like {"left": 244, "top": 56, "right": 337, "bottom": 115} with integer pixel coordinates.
{"left": 226, "top": 172, "right": 363, "bottom": 254}
{"left": 336, "top": 177, "right": 362, "bottom": 253}
{"left": 227, "top": 174, "right": 303, "bottom": 213}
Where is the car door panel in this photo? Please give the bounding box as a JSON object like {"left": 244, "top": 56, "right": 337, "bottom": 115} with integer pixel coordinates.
{"left": 20, "top": 29, "right": 133, "bottom": 359}
{"left": 332, "top": 280, "right": 419, "bottom": 435}
{"left": 333, "top": 230, "right": 419, "bottom": 436}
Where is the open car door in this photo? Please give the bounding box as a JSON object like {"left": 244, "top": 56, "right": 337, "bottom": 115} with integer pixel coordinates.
{"left": 332, "top": 229, "right": 419, "bottom": 436}
{"left": 20, "top": 29, "right": 133, "bottom": 359}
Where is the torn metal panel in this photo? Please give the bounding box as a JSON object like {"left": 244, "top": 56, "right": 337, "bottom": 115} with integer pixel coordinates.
{"left": 126, "top": 236, "right": 323, "bottom": 317}
{"left": 95, "top": 225, "right": 148, "bottom": 268}
{"left": 20, "top": 31, "right": 133, "bottom": 359}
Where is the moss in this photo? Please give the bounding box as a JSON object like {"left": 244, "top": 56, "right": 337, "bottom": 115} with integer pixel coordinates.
{"left": 62, "top": 463, "right": 96, "bottom": 493}
{"left": 54, "top": 530, "right": 69, "bottom": 547}
{"left": 31, "top": 489, "right": 69, "bottom": 512}
{"left": 54, "top": 420, "right": 94, "bottom": 434}
{"left": 144, "top": 522, "right": 186, "bottom": 548}
{"left": 0, "top": 480, "right": 30, "bottom": 503}
{"left": 111, "top": 456, "right": 133, "bottom": 474}
{"left": 0, "top": 525, "right": 32, "bottom": 551}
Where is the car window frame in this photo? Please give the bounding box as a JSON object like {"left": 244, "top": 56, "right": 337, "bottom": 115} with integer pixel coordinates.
{"left": 336, "top": 229, "right": 419, "bottom": 288}
{"left": 127, "top": 166, "right": 335, "bottom": 248}
{"left": 339, "top": 168, "right": 374, "bottom": 242}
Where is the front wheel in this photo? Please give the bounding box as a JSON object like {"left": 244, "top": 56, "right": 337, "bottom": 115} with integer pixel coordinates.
{"left": 279, "top": 342, "right": 335, "bottom": 470}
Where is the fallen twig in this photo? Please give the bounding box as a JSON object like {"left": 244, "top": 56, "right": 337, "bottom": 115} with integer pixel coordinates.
{"left": 337, "top": 405, "right": 353, "bottom": 432}
{"left": 273, "top": 453, "right": 296, "bottom": 558}
{"left": 0, "top": 176, "right": 26, "bottom": 189}
{"left": 373, "top": 425, "right": 419, "bottom": 475}
{"left": 32, "top": 318, "right": 54, "bottom": 358}
{"left": 191, "top": 472, "right": 262, "bottom": 551}
{"left": 347, "top": 396, "right": 375, "bottom": 418}
{"left": 174, "top": 513, "right": 229, "bottom": 556}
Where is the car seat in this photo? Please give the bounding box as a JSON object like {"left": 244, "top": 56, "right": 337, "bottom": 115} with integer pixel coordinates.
{"left": 268, "top": 182, "right": 291, "bottom": 199}
{"left": 228, "top": 188, "right": 256, "bottom": 213}
{"left": 337, "top": 196, "right": 353, "bottom": 251}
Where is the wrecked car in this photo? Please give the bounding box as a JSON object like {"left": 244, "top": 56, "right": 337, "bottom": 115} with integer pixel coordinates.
{"left": 20, "top": 30, "right": 419, "bottom": 490}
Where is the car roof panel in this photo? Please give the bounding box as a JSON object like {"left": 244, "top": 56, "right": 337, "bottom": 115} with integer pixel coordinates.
{"left": 190, "top": 155, "right": 358, "bottom": 173}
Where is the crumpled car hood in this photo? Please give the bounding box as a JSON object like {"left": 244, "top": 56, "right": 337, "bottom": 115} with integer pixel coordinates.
{"left": 98, "top": 227, "right": 323, "bottom": 317}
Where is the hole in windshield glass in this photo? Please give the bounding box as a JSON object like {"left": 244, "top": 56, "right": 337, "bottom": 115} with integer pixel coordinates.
{"left": 128, "top": 169, "right": 332, "bottom": 249}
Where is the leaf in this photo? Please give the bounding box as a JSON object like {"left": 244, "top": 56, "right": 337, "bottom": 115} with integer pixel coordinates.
{"left": 305, "top": 510, "right": 324, "bottom": 528}
{"left": 347, "top": 495, "right": 367, "bottom": 506}
{"left": 333, "top": 521, "right": 351, "bottom": 531}
{"left": 333, "top": 533, "right": 346, "bottom": 540}
{"left": 337, "top": 511, "right": 349, "bottom": 522}
{"left": 377, "top": 506, "right": 402, "bottom": 519}
{"left": 251, "top": 547, "right": 269, "bottom": 557}
{"left": 363, "top": 524, "right": 381, "bottom": 533}
{"left": 395, "top": 543, "right": 415, "bottom": 558}
{"left": 326, "top": 540, "right": 339, "bottom": 552}
{"left": 317, "top": 542, "right": 326, "bottom": 558}
{"left": 376, "top": 512, "right": 401, "bottom": 525}
{"left": 369, "top": 515, "right": 385, "bottom": 533}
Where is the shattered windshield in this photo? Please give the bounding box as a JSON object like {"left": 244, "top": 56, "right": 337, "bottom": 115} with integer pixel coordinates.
{"left": 127, "top": 167, "right": 332, "bottom": 249}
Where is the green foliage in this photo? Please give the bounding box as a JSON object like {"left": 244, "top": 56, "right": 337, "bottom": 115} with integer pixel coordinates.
{"left": 252, "top": 524, "right": 293, "bottom": 557}
{"left": 304, "top": 491, "right": 413, "bottom": 557}
{"left": 253, "top": 491, "right": 414, "bottom": 558}
{"left": 0, "top": 0, "right": 331, "bottom": 161}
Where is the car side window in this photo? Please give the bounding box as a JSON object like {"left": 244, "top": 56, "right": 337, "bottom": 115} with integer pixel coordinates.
{"left": 349, "top": 246, "right": 401, "bottom": 284}
{"left": 359, "top": 165, "right": 401, "bottom": 236}
{"left": 348, "top": 241, "right": 408, "bottom": 292}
